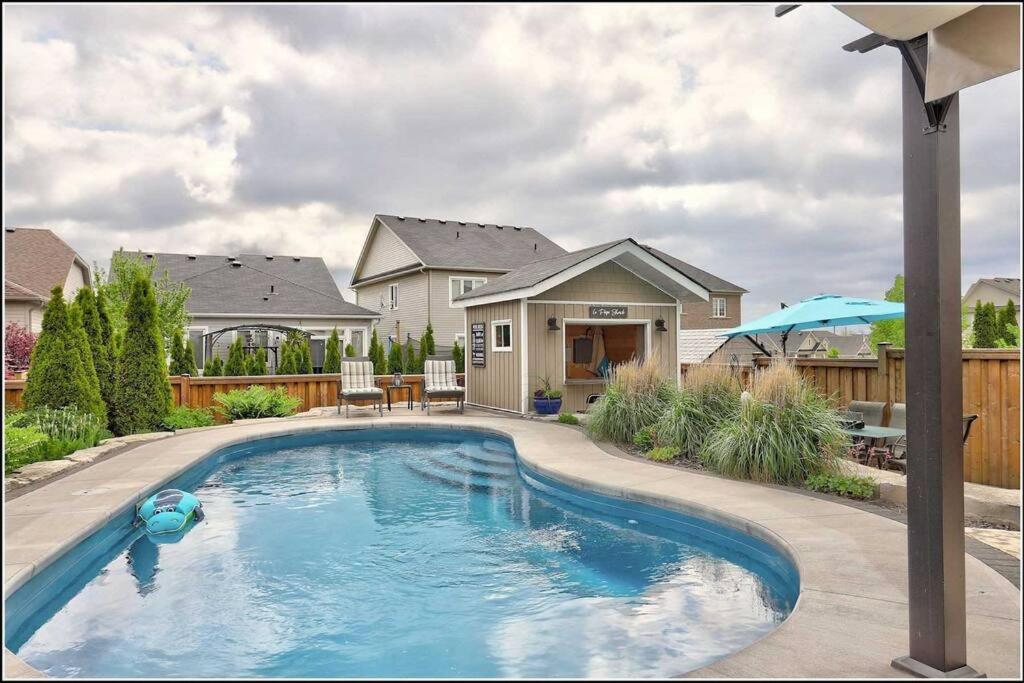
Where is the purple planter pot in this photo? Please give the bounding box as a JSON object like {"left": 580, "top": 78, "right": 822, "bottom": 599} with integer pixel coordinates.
{"left": 533, "top": 396, "right": 562, "bottom": 415}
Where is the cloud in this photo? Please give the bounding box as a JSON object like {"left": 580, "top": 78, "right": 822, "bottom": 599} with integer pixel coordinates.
{"left": 3, "top": 4, "right": 1019, "bottom": 319}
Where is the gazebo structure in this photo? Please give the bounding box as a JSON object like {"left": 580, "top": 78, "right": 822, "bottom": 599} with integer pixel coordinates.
{"left": 200, "top": 324, "right": 312, "bottom": 372}
{"left": 778, "top": 5, "right": 1020, "bottom": 678}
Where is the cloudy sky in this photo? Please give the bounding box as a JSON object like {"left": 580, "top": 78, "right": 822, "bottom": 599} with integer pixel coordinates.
{"left": 4, "top": 4, "right": 1020, "bottom": 319}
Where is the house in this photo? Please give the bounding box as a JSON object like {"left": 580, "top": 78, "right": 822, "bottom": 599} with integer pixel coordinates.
{"left": 116, "top": 251, "right": 380, "bottom": 374}
{"left": 349, "top": 214, "right": 748, "bottom": 354}
{"left": 349, "top": 215, "right": 567, "bottom": 352}
{"left": 4, "top": 227, "right": 92, "bottom": 333}
{"left": 963, "top": 277, "right": 1020, "bottom": 325}
{"left": 680, "top": 328, "right": 872, "bottom": 367}
{"left": 451, "top": 238, "right": 713, "bottom": 414}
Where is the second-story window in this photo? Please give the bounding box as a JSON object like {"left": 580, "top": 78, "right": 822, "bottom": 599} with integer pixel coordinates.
{"left": 389, "top": 284, "right": 399, "bottom": 310}
{"left": 712, "top": 297, "right": 727, "bottom": 318}
{"left": 450, "top": 277, "right": 487, "bottom": 306}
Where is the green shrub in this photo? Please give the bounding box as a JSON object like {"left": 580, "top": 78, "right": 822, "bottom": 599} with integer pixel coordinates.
{"left": 416, "top": 322, "right": 436, "bottom": 373}
{"left": 276, "top": 341, "right": 296, "bottom": 374}
{"left": 244, "top": 347, "right": 268, "bottom": 376}
{"left": 297, "top": 338, "right": 313, "bottom": 374}
{"left": 111, "top": 275, "right": 173, "bottom": 435}
{"left": 182, "top": 337, "right": 199, "bottom": 376}
{"left": 656, "top": 363, "right": 741, "bottom": 458}
{"left": 587, "top": 358, "right": 676, "bottom": 444}
{"left": 323, "top": 328, "right": 342, "bottom": 373}
{"left": 224, "top": 337, "right": 246, "bottom": 376}
{"left": 646, "top": 446, "right": 677, "bottom": 462}
{"left": 204, "top": 355, "right": 224, "bottom": 377}
{"left": 973, "top": 300, "right": 999, "bottom": 348}
{"left": 160, "top": 406, "right": 215, "bottom": 431}
{"left": 168, "top": 328, "right": 188, "bottom": 375}
{"left": 387, "top": 340, "right": 404, "bottom": 374}
{"left": 405, "top": 342, "right": 417, "bottom": 374}
{"left": 557, "top": 413, "right": 579, "bottom": 425}
{"left": 23, "top": 287, "right": 105, "bottom": 421}
{"left": 4, "top": 406, "right": 107, "bottom": 473}
{"left": 998, "top": 300, "right": 1018, "bottom": 345}
{"left": 633, "top": 425, "right": 656, "bottom": 451}
{"left": 806, "top": 473, "right": 878, "bottom": 500}
{"left": 68, "top": 304, "right": 107, "bottom": 422}
{"left": 699, "top": 363, "right": 845, "bottom": 484}
{"left": 369, "top": 328, "right": 387, "bottom": 374}
{"left": 213, "top": 385, "right": 303, "bottom": 420}
{"left": 75, "top": 288, "right": 114, "bottom": 415}
{"left": 344, "top": 343, "right": 356, "bottom": 357}
{"left": 452, "top": 339, "right": 465, "bottom": 373}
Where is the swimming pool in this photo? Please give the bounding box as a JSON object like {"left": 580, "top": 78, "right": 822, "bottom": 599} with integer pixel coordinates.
{"left": 6, "top": 427, "right": 799, "bottom": 678}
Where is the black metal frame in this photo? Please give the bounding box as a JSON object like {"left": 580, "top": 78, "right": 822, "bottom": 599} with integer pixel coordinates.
{"left": 201, "top": 324, "right": 312, "bottom": 371}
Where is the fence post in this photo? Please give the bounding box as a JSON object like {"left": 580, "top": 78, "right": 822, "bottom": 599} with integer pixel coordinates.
{"left": 877, "top": 343, "right": 892, "bottom": 422}
{"left": 179, "top": 374, "right": 191, "bottom": 408}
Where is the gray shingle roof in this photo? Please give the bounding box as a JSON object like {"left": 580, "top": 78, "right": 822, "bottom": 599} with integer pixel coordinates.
{"left": 374, "top": 214, "right": 567, "bottom": 271}
{"left": 978, "top": 277, "right": 1021, "bottom": 298}
{"left": 5, "top": 227, "right": 89, "bottom": 300}
{"left": 114, "top": 251, "right": 379, "bottom": 318}
{"left": 453, "top": 240, "right": 625, "bottom": 301}
{"left": 641, "top": 245, "right": 747, "bottom": 293}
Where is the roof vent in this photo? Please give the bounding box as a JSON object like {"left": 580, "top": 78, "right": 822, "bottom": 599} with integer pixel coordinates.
{"left": 144, "top": 254, "right": 153, "bottom": 259}
{"left": 263, "top": 296, "right": 270, "bottom": 301}
{"left": 458, "top": 221, "right": 466, "bottom": 226}
{"left": 265, "top": 255, "right": 274, "bottom": 261}
{"left": 439, "top": 220, "right": 447, "bottom": 224}
{"left": 187, "top": 255, "right": 197, "bottom": 260}
{"left": 226, "top": 256, "right": 235, "bottom": 262}
{"left": 477, "top": 223, "right": 485, "bottom": 228}
{"left": 495, "top": 226, "right": 503, "bottom": 230}
{"left": 397, "top": 216, "right": 405, "bottom": 220}
{"left": 418, "top": 218, "right": 426, "bottom": 222}
{"left": 513, "top": 227, "right": 522, "bottom": 231}
{"left": 5, "top": 228, "right": 15, "bottom": 233}
{"left": 293, "top": 257, "right": 300, "bottom": 262}
{"left": 231, "top": 262, "right": 243, "bottom": 268}
{"left": 456, "top": 231, "right": 460, "bottom": 239}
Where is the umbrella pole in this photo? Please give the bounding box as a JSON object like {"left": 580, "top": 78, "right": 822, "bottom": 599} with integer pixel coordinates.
{"left": 891, "top": 36, "right": 978, "bottom": 678}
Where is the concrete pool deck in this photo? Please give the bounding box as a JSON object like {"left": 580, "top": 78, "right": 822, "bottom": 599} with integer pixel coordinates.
{"left": 4, "top": 412, "right": 1021, "bottom": 679}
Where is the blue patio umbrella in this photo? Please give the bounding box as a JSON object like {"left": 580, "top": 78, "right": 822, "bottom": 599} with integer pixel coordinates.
{"left": 723, "top": 294, "right": 905, "bottom": 356}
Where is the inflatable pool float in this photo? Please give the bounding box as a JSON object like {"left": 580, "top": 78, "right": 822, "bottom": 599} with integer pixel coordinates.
{"left": 137, "top": 489, "right": 204, "bottom": 537}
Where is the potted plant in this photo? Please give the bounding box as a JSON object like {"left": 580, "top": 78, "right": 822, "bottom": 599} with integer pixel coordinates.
{"left": 533, "top": 376, "right": 563, "bottom": 415}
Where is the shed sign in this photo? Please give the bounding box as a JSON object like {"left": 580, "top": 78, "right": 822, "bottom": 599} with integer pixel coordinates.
{"left": 470, "top": 322, "right": 486, "bottom": 367}
{"left": 588, "top": 305, "right": 628, "bottom": 319}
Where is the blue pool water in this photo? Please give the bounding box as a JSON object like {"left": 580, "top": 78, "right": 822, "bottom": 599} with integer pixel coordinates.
{"left": 7, "top": 428, "right": 798, "bottom": 678}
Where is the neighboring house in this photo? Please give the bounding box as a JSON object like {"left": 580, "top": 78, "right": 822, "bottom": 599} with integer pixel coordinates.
{"left": 754, "top": 330, "right": 873, "bottom": 359}
{"left": 963, "top": 277, "right": 1021, "bottom": 325}
{"left": 4, "top": 227, "right": 92, "bottom": 333}
{"left": 349, "top": 214, "right": 747, "bottom": 352}
{"left": 118, "top": 252, "right": 380, "bottom": 374}
{"left": 678, "top": 329, "right": 769, "bottom": 366}
{"left": 349, "top": 215, "right": 567, "bottom": 351}
{"left": 641, "top": 246, "right": 747, "bottom": 329}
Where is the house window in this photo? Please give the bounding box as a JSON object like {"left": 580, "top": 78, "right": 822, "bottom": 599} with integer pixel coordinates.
{"left": 454, "top": 332, "right": 466, "bottom": 349}
{"left": 712, "top": 297, "right": 727, "bottom": 318}
{"left": 187, "top": 327, "right": 206, "bottom": 371}
{"left": 388, "top": 284, "right": 399, "bottom": 310}
{"left": 491, "top": 320, "right": 512, "bottom": 352}
{"left": 450, "top": 277, "right": 487, "bottom": 306}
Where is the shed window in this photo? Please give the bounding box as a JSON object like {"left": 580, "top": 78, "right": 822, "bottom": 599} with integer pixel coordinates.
{"left": 492, "top": 320, "right": 512, "bottom": 352}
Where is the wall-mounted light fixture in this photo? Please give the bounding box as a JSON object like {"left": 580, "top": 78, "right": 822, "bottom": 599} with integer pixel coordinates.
{"left": 654, "top": 318, "right": 668, "bottom": 332}
{"left": 547, "top": 317, "right": 560, "bottom": 331}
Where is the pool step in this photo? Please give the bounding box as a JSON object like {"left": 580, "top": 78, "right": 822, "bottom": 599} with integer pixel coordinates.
{"left": 452, "top": 448, "right": 516, "bottom": 468}
{"left": 427, "top": 454, "right": 513, "bottom": 479}
{"left": 405, "top": 459, "right": 512, "bottom": 493}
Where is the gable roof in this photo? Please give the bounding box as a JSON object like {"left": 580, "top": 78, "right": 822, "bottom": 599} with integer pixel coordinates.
{"left": 964, "top": 277, "right": 1021, "bottom": 303}
{"left": 4, "top": 227, "right": 90, "bottom": 300}
{"left": 640, "top": 245, "right": 747, "bottom": 294}
{"left": 116, "top": 251, "right": 380, "bottom": 318}
{"left": 351, "top": 214, "right": 567, "bottom": 284}
{"left": 452, "top": 238, "right": 710, "bottom": 306}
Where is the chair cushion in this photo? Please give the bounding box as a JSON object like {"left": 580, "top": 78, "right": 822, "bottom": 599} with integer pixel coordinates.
{"left": 342, "top": 387, "right": 383, "bottom": 397}
{"left": 424, "top": 360, "right": 457, "bottom": 389}
{"left": 426, "top": 385, "right": 464, "bottom": 394}
{"left": 341, "top": 361, "right": 376, "bottom": 390}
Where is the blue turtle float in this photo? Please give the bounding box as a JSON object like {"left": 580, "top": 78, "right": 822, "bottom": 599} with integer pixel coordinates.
{"left": 137, "top": 489, "right": 204, "bottom": 539}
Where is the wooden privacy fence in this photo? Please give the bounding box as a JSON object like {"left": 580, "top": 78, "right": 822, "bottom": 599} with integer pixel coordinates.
{"left": 4, "top": 372, "right": 465, "bottom": 417}
{"left": 682, "top": 345, "right": 1020, "bottom": 489}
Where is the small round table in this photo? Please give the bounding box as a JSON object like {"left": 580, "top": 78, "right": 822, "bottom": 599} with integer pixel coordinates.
{"left": 387, "top": 384, "right": 413, "bottom": 412}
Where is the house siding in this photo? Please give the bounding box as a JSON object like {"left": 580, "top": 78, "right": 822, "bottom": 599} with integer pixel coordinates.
{"left": 5, "top": 300, "right": 44, "bottom": 334}
{"left": 355, "top": 271, "right": 430, "bottom": 346}
{"left": 683, "top": 292, "right": 742, "bottom": 329}
{"left": 465, "top": 300, "right": 522, "bottom": 412}
{"left": 359, "top": 222, "right": 420, "bottom": 280}
{"left": 62, "top": 262, "right": 89, "bottom": 300}
{"left": 963, "top": 282, "right": 1021, "bottom": 325}
{"left": 428, "top": 269, "right": 499, "bottom": 347}
{"left": 529, "top": 261, "right": 676, "bottom": 304}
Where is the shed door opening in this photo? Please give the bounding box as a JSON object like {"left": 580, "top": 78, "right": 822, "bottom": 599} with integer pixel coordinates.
{"left": 564, "top": 323, "right": 646, "bottom": 381}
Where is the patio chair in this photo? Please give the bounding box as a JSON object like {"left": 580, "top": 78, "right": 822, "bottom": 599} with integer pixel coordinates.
{"left": 879, "top": 410, "right": 979, "bottom": 475}
{"left": 337, "top": 357, "right": 383, "bottom": 417}
{"left": 422, "top": 355, "right": 465, "bottom": 415}
{"left": 845, "top": 400, "right": 886, "bottom": 464}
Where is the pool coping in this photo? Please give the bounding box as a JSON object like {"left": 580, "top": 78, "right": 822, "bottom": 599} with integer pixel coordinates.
{"left": 4, "top": 414, "right": 1021, "bottom": 679}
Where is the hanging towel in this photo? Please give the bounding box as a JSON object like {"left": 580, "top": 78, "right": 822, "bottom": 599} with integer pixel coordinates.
{"left": 588, "top": 327, "right": 607, "bottom": 375}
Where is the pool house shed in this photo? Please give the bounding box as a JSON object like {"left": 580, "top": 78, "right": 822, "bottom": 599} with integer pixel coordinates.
{"left": 452, "top": 239, "right": 710, "bottom": 414}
